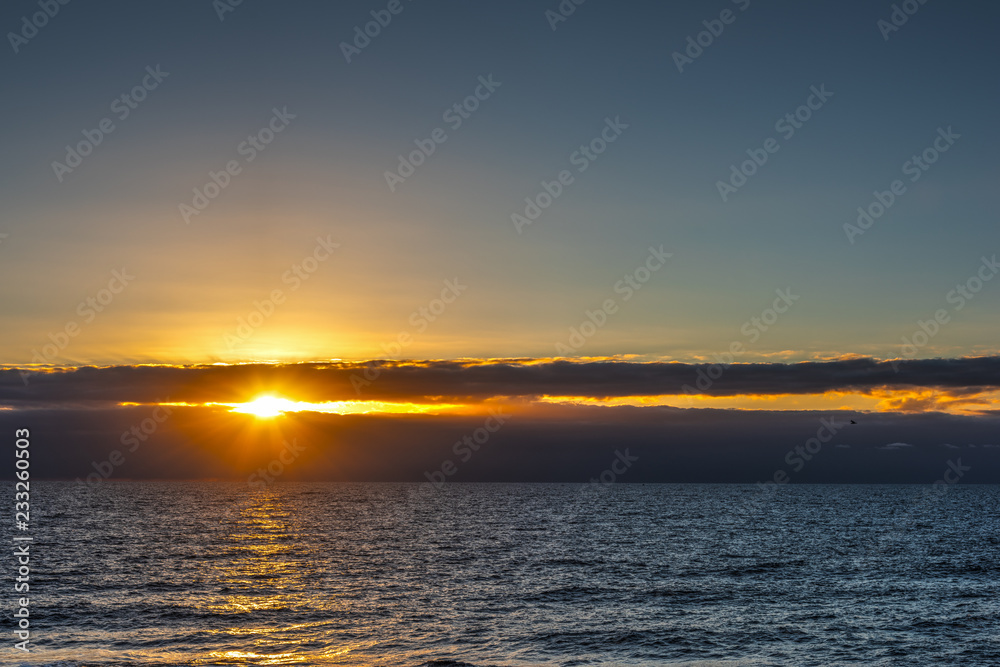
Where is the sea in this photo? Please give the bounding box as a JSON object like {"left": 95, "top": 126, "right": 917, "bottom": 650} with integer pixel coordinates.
{"left": 2, "top": 482, "right": 999, "bottom": 666}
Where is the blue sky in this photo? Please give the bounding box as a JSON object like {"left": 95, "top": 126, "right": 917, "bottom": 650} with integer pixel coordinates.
{"left": 1, "top": 0, "right": 998, "bottom": 364}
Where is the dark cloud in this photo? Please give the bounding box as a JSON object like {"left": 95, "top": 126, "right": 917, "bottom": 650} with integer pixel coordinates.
{"left": 2, "top": 355, "right": 1000, "bottom": 405}
{"left": 3, "top": 357, "right": 999, "bottom": 483}
{"left": 2, "top": 403, "right": 998, "bottom": 484}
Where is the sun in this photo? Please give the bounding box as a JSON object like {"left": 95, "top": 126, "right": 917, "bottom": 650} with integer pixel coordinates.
{"left": 213, "top": 396, "right": 469, "bottom": 417}
{"left": 230, "top": 395, "right": 296, "bottom": 418}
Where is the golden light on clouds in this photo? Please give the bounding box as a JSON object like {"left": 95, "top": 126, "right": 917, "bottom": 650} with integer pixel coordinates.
{"left": 128, "top": 397, "right": 470, "bottom": 416}
{"left": 537, "top": 388, "right": 1000, "bottom": 415}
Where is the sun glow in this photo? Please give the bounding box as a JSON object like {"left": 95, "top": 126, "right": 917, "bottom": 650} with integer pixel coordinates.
{"left": 209, "top": 396, "right": 468, "bottom": 417}
{"left": 230, "top": 396, "right": 297, "bottom": 418}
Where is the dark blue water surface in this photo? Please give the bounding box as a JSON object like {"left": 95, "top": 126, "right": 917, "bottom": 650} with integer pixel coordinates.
{"left": 2, "top": 482, "right": 998, "bottom": 666}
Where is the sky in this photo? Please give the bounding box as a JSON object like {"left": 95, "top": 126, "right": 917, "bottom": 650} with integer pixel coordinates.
{"left": 1, "top": 0, "right": 999, "bottom": 483}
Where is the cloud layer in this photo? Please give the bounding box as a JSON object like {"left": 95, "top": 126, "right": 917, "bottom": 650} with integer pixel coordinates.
{"left": 3, "top": 356, "right": 1000, "bottom": 405}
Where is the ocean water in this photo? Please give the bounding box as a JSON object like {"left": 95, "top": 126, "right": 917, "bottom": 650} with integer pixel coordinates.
{"left": 3, "top": 482, "right": 999, "bottom": 666}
